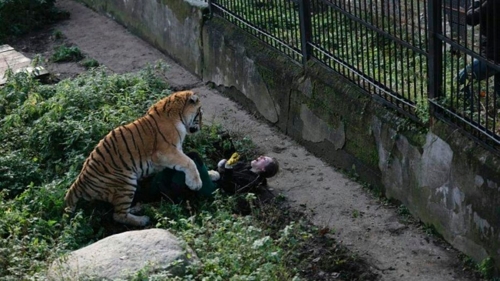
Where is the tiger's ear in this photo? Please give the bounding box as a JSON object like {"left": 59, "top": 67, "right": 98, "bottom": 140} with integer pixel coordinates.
{"left": 189, "top": 94, "right": 199, "bottom": 104}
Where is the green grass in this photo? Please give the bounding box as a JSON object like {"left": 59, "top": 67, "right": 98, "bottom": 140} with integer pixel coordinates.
{"left": 217, "top": 0, "right": 428, "bottom": 108}
{"left": 79, "top": 58, "right": 100, "bottom": 69}
{"left": 459, "top": 254, "right": 497, "bottom": 280}
{"left": 0, "top": 62, "right": 173, "bottom": 279}
{"left": 216, "top": 0, "right": 498, "bottom": 128}
{"left": 51, "top": 45, "right": 84, "bottom": 62}
{"left": 1, "top": 62, "right": 370, "bottom": 280}
{"left": 0, "top": 0, "right": 68, "bottom": 43}
{"left": 146, "top": 194, "right": 302, "bottom": 280}
{"left": 52, "top": 29, "right": 64, "bottom": 40}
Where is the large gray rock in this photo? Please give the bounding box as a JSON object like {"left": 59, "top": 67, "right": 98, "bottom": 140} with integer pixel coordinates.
{"left": 47, "top": 228, "right": 198, "bottom": 280}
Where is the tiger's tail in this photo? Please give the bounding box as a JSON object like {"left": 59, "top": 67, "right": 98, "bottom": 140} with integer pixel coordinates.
{"left": 64, "top": 180, "right": 80, "bottom": 213}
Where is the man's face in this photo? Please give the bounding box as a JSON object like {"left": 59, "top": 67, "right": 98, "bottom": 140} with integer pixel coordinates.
{"left": 251, "top": 156, "right": 273, "bottom": 172}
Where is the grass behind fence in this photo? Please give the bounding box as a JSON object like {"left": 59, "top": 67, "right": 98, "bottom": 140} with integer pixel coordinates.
{"left": 212, "top": 0, "right": 429, "bottom": 114}
{"left": 212, "top": 0, "right": 500, "bottom": 144}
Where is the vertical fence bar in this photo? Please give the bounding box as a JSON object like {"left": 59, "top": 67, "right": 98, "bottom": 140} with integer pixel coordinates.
{"left": 206, "top": 0, "right": 213, "bottom": 19}
{"left": 299, "top": 0, "right": 312, "bottom": 66}
{"left": 427, "top": 0, "right": 443, "bottom": 119}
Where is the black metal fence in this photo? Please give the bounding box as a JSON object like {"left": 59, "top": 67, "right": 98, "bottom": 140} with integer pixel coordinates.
{"left": 208, "top": 0, "right": 500, "bottom": 151}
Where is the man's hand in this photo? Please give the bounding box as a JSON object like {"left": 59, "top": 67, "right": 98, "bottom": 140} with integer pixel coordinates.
{"left": 218, "top": 152, "right": 240, "bottom": 170}
{"left": 217, "top": 159, "right": 227, "bottom": 168}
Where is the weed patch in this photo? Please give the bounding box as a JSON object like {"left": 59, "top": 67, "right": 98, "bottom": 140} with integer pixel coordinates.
{"left": 79, "top": 58, "right": 100, "bottom": 69}
{"left": 51, "top": 45, "right": 84, "bottom": 62}
{"left": 0, "top": 63, "right": 377, "bottom": 280}
{"left": 0, "top": 0, "right": 68, "bottom": 43}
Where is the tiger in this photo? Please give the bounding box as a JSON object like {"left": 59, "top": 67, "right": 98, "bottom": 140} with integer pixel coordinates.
{"left": 64, "top": 90, "right": 203, "bottom": 226}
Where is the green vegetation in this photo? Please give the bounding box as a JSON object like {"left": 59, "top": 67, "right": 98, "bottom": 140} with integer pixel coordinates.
{"left": 352, "top": 209, "right": 360, "bottom": 219}
{"left": 51, "top": 44, "right": 100, "bottom": 69}
{"left": 148, "top": 194, "right": 300, "bottom": 280}
{"left": 460, "top": 255, "right": 498, "bottom": 280}
{"left": 396, "top": 204, "right": 411, "bottom": 217}
{"left": 1, "top": 63, "right": 169, "bottom": 197}
{"left": 0, "top": 63, "right": 371, "bottom": 280}
{"left": 478, "top": 257, "right": 496, "bottom": 279}
{"left": 217, "top": 0, "right": 301, "bottom": 61}
{"left": 0, "top": 0, "right": 68, "bottom": 43}
{"left": 0, "top": 63, "right": 168, "bottom": 279}
{"left": 216, "top": 0, "right": 499, "bottom": 134}
{"left": 51, "top": 45, "right": 84, "bottom": 62}
{"left": 216, "top": 0, "right": 427, "bottom": 108}
{"left": 52, "top": 29, "right": 65, "bottom": 40}
{"left": 79, "top": 58, "right": 100, "bottom": 69}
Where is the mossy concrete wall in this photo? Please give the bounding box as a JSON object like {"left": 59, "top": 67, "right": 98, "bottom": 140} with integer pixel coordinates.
{"left": 80, "top": 0, "right": 500, "bottom": 271}
{"left": 78, "top": 0, "right": 207, "bottom": 76}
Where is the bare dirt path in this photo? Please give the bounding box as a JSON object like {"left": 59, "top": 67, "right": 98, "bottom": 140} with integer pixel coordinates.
{"left": 11, "top": 1, "right": 483, "bottom": 280}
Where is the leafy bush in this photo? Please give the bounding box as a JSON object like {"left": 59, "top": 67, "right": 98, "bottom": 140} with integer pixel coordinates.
{"left": 51, "top": 45, "right": 84, "bottom": 62}
{"left": 0, "top": 63, "right": 174, "bottom": 278}
{"left": 79, "top": 58, "right": 100, "bottom": 69}
{"left": 0, "top": 0, "right": 68, "bottom": 43}
{"left": 0, "top": 62, "right": 170, "bottom": 197}
{"left": 184, "top": 124, "right": 257, "bottom": 169}
{"left": 0, "top": 63, "right": 371, "bottom": 280}
{"left": 148, "top": 194, "right": 305, "bottom": 280}
{"left": 0, "top": 62, "right": 313, "bottom": 280}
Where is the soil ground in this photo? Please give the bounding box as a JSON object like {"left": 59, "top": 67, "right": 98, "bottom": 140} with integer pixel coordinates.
{"left": 7, "top": 0, "right": 486, "bottom": 280}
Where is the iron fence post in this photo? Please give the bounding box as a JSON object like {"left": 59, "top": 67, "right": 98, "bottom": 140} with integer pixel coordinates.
{"left": 427, "top": 0, "right": 443, "bottom": 119}
{"left": 205, "top": 0, "right": 213, "bottom": 20}
{"left": 299, "top": 0, "right": 312, "bottom": 66}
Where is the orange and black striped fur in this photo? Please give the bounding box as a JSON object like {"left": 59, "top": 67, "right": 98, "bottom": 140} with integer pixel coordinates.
{"left": 64, "top": 91, "right": 203, "bottom": 226}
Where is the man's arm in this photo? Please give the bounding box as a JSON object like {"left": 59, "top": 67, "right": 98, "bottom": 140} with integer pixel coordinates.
{"left": 466, "top": 0, "right": 488, "bottom": 25}
{"left": 216, "top": 155, "right": 238, "bottom": 194}
{"left": 218, "top": 166, "right": 236, "bottom": 194}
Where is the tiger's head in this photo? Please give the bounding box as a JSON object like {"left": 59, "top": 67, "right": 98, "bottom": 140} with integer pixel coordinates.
{"left": 149, "top": 90, "right": 202, "bottom": 134}
{"left": 182, "top": 91, "right": 203, "bottom": 134}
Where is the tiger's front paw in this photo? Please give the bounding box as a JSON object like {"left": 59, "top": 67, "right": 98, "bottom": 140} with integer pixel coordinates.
{"left": 185, "top": 172, "right": 203, "bottom": 191}
{"left": 208, "top": 170, "right": 220, "bottom": 181}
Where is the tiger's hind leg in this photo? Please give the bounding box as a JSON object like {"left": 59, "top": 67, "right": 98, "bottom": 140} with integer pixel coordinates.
{"left": 113, "top": 211, "right": 150, "bottom": 227}
{"left": 129, "top": 202, "right": 142, "bottom": 214}
{"left": 111, "top": 186, "right": 150, "bottom": 226}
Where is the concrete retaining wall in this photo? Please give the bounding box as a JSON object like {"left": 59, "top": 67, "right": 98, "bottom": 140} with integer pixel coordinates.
{"left": 80, "top": 0, "right": 207, "bottom": 76}
{"left": 79, "top": 0, "right": 500, "bottom": 270}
